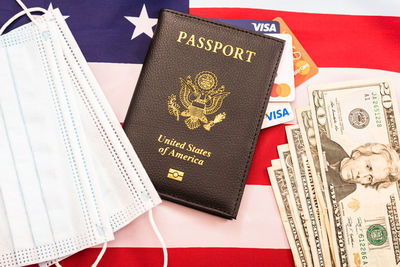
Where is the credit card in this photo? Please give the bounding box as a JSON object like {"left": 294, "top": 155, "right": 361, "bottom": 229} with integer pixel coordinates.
{"left": 213, "top": 19, "right": 280, "bottom": 33}
{"left": 273, "top": 17, "right": 318, "bottom": 86}
{"left": 262, "top": 102, "right": 294, "bottom": 129}
{"left": 266, "top": 33, "right": 295, "bottom": 102}
{"left": 215, "top": 19, "right": 295, "bottom": 102}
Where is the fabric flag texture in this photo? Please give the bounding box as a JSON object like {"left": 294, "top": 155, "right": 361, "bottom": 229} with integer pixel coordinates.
{"left": 1, "top": 0, "right": 400, "bottom": 266}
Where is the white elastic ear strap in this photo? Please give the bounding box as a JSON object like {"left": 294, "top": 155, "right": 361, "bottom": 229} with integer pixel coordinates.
{"left": 0, "top": 0, "right": 49, "bottom": 36}
{"left": 53, "top": 242, "right": 108, "bottom": 267}
{"left": 52, "top": 211, "right": 167, "bottom": 267}
{"left": 15, "top": 0, "right": 36, "bottom": 24}
{"left": 149, "top": 210, "right": 168, "bottom": 267}
{"left": 91, "top": 243, "right": 108, "bottom": 267}
{"left": 54, "top": 212, "right": 168, "bottom": 267}
{"left": 0, "top": 7, "right": 47, "bottom": 36}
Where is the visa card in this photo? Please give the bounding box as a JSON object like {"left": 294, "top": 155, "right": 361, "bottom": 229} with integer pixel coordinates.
{"left": 213, "top": 19, "right": 280, "bottom": 34}
{"left": 214, "top": 19, "right": 296, "bottom": 102}
{"left": 273, "top": 17, "right": 318, "bottom": 86}
{"left": 262, "top": 102, "right": 294, "bottom": 129}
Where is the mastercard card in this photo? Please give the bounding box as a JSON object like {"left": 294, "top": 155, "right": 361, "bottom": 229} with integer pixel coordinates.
{"left": 262, "top": 102, "right": 294, "bottom": 129}
{"left": 273, "top": 17, "right": 318, "bottom": 86}
{"left": 266, "top": 33, "right": 295, "bottom": 102}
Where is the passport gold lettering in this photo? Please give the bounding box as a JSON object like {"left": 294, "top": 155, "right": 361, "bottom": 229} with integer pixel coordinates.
{"left": 177, "top": 31, "right": 187, "bottom": 42}
{"left": 245, "top": 50, "right": 256, "bottom": 63}
{"left": 212, "top": 41, "right": 223, "bottom": 53}
{"left": 176, "top": 31, "right": 256, "bottom": 63}
{"left": 205, "top": 39, "right": 213, "bottom": 51}
{"left": 157, "top": 134, "right": 212, "bottom": 166}
{"left": 186, "top": 34, "right": 196, "bottom": 46}
{"left": 158, "top": 134, "right": 212, "bottom": 157}
{"left": 187, "top": 144, "right": 212, "bottom": 157}
{"left": 168, "top": 149, "right": 204, "bottom": 165}
{"left": 233, "top": 47, "right": 244, "bottom": 60}
{"left": 222, "top": 45, "right": 233, "bottom": 56}
{"left": 197, "top": 37, "right": 205, "bottom": 49}
{"left": 158, "top": 134, "right": 186, "bottom": 149}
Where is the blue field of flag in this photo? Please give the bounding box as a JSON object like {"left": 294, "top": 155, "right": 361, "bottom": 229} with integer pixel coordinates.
{"left": 0, "top": 0, "right": 189, "bottom": 63}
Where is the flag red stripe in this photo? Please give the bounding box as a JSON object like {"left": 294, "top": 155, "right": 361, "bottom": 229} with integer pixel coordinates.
{"left": 54, "top": 247, "right": 294, "bottom": 267}
{"left": 189, "top": 8, "right": 400, "bottom": 73}
{"left": 247, "top": 125, "right": 288, "bottom": 185}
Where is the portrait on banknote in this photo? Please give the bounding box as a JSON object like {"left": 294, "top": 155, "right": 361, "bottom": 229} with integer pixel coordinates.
{"left": 321, "top": 132, "right": 400, "bottom": 201}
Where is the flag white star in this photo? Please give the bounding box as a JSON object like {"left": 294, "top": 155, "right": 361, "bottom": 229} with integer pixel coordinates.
{"left": 125, "top": 4, "right": 157, "bottom": 40}
{"left": 48, "top": 3, "right": 69, "bottom": 20}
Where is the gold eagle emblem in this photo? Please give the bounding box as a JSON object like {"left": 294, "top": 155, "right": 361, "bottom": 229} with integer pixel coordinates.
{"left": 168, "top": 71, "right": 230, "bottom": 131}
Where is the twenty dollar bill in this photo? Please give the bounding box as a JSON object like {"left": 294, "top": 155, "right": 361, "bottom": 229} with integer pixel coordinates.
{"left": 309, "top": 78, "right": 400, "bottom": 266}
{"left": 286, "top": 125, "right": 332, "bottom": 266}
{"left": 278, "top": 144, "right": 314, "bottom": 266}
{"left": 297, "top": 106, "right": 335, "bottom": 264}
{"left": 268, "top": 161, "right": 309, "bottom": 267}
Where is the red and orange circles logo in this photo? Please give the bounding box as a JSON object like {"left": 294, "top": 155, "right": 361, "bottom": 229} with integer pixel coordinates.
{"left": 271, "top": 83, "right": 291, "bottom": 97}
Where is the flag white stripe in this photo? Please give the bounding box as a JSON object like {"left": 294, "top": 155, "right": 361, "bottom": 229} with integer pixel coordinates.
{"left": 189, "top": 0, "right": 400, "bottom": 17}
{"left": 95, "top": 185, "right": 290, "bottom": 249}
{"left": 88, "top": 62, "right": 142, "bottom": 122}
{"left": 88, "top": 64, "right": 400, "bottom": 125}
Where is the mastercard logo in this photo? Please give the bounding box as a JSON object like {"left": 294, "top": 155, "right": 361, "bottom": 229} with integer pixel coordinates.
{"left": 294, "top": 60, "right": 310, "bottom": 75}
{"left": 271, "top": 83, "right": 291, "bottom": 97}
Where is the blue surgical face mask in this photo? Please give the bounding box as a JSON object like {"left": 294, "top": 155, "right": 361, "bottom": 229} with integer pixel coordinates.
{"left": 48, "top": 7, "right": 162, "bottom": 234}
{"left": 0, "top": 3, "right": 162, "bottom": 267}
{"left": 0, "top": 9, "right": 114, "bottom": 266}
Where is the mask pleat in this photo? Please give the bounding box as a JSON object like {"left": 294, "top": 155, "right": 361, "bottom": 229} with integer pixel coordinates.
{"left": 0, "top": 7, "right": 161, "bottom": 267}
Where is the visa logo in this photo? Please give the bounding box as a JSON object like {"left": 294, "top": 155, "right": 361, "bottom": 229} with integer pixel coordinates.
{"left": 262, "top": 103, "right": 293, "bottom": 129}
{"left": 251, "top": 23, "right": 278, "bottom": 33}
{"left": 266, "top": 108, "right": 290, "bottom": 120}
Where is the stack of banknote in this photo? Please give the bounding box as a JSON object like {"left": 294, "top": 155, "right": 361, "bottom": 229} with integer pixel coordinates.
{"left": 268, "top": 78, "right": 400, "bottom": 266}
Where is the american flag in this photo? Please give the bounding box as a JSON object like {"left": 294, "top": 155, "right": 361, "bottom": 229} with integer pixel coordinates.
{"left": 1, "top": 0, "right": 399, "bottom": 266}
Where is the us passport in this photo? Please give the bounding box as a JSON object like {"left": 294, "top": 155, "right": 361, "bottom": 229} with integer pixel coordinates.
{"left": 123, "top": 9, "right": 284, "bottom": 219}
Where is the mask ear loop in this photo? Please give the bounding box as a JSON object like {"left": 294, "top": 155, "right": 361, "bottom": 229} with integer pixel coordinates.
{"left": 52, "top": 242, "right": 108, "bottom": 267}
{"left": 54, "top": 212, "right": 166, "bottom": 267}
{"left": 91, "top": 242, "right": 108, "bottom": 267}
{"left": 0, "top": 7, "right": 47, "bottom": 36}
{"left": 15, "top": 0, "right": 38, "bottom": 25}
{"left": 149, "top": 209, "right": 168, "bottom": 267}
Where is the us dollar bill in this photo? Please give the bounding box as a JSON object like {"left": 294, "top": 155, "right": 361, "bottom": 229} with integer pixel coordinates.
{"left": 268, "top": 162, "right": 309, "bottom": 267}
{"left": 286, "top": 125, "right": 332, "bottom": 267}
{"left": 278, "top": 144, "right": 314, "bottom": 266}
{"left": 296, "top": 106, "right": 328, "bottom": 208}
{"left": 297, "top": 106, "right": 336, "bottom": 263}
{"left": 309, "top": 78, "right": 400, "bottom": 266}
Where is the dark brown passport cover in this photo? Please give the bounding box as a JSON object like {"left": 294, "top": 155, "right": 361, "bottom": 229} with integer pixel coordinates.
{"left": 123, "top": 9, "right": 284, "bottom": 219}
